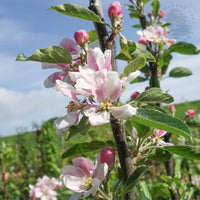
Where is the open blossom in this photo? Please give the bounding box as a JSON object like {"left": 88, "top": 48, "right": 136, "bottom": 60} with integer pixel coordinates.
{"left": 29, "top": 176, "right": 62, "bottom": 200}
{"left": 60, "top": 156, "right": 108, "bottom": 200}
{"left": 137, "top": 26, "right": 176, "bottom": 46}
{"left": 148, "top": 129, "right": 173, "bottom": 146}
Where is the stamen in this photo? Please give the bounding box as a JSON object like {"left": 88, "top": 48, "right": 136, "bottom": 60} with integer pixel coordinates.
{"left": 99, "top": 99, "right": 112, "bottom": 111}
{"left": 82, "top": 176, "right": 92, "bottom": 189}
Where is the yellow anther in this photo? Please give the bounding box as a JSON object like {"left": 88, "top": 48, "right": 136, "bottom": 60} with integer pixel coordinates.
{"left": 99, "top": 99, "right": 112, "bottom": 111}
{"left": 82, "top": 176, "right": 92, "bottom": 189}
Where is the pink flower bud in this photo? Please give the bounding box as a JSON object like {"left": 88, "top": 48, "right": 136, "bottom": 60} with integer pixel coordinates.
{"left": 74, "top": 30, "right": 89, "bottom": 47}
{"left": 131, "top": 92, "right": 140, "bottom": 100}
{"left": 185, "top": 109, "right": 195, "bottom": 117}
{"left": 4, "top": 172, "right": 9, "bottom": 181}
{"left": 108, "top": 1, "right": 122, "bottom": 19}
{"left": 159, "top": 9, "right": 165, "bottom": 18}
{"left": 169, "top": 105, "right": 176, "bottom": 113}
{"left": 145, "top": 86, "right": 150, "bottom": 91}
{"left": 100, "top": 147, "right": 115, "bottom": 170}
{"left": 138, "top": 36, "right": 148, "bottom": 44}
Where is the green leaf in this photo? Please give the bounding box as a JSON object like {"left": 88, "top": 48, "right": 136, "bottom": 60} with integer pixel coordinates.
{"left": 149, "top": 76, "right": 160, "bottom": 88}
{"left": 124, "top": 120, "right": 133, "bottom": 137}
{"left": 130, "top": 11, "right": 140, "bottom": 19}
{"left": 88, "top": 30, "right": 98, "bottom": 44}
{"left": 119, "top": 34, "right": 132, "bottom": 60}
{"left": 139, "top": 181, "right": 152, "bottom": 200}
{"left": 16, "top": 46, "right": 72, "bottom": 63}
{"left": 66, "top": 116, "right": 91, "bottom": 141}
{"left": 151, "top": 0, "right": 160, "bottom": 17}
{"left": 120, "top": 56, "right": 146, "bottom": 78}
{"left": 158, "top": 50, "right": 172, "bottom": 69}
{"left": 163, "top": 146, "right": 200, "bottom": 160}
{"left": 136, "top": 88, "right": 174, "bottom": 104}
{"left": 130, "top": 43, "right": 155, "bottom": 62}
{"left": 132, "top": 24, "right": 142, "bottom": 28}
{"left": 169, "top": 67, "right": 192, "bottom": 78}
{"left": 119, "top": 165, "right": 150, "bottom": 197}
{"left": 130, "top": 76, "right": 148, "bottom": 84}
{"left": 169, "top": 42, "right": 200, "bottom": 55}
{"left": 133, "top": 109, "right": 192, "bottom": 140}
{"left": 147, "top": 149, "right": 171, "bottom": 163}
{"left": 49, "top": 3, "right": 105, "bottom": 24}
{"left": 62, "top": 140, "right": 114, "bottom": 159}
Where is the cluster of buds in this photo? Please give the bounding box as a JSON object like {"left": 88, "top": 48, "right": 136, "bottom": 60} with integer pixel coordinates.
{"left": 108, "top": 1, "right": 123, "bottom": 29}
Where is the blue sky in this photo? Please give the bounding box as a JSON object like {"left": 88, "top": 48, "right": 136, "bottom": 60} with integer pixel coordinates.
{"left": 0, "top": 0, "right": 200, "bottom": 136}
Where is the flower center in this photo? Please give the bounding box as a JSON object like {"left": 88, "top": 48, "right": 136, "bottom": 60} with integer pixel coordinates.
{"left": 66, "top": 100, "right": 87, "bottom": 112}
{"left": 83, "top": 176, "right": 92, "bottom": 189}
{"left": 100, "top": 99, "right": 112, "bottom": 111}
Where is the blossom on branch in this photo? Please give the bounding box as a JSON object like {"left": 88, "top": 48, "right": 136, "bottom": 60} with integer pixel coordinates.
{"left": 60, "top": 156, "right": 108, "bottom": 200}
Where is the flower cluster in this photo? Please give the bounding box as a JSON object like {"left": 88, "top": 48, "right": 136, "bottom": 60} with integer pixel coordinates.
{"left": 137, "top": 26, "right": 176, "bottom": 46}
{"left": 60, "top": 147, "right": 115, "bottom": 200}
{"left": 29, "top": 176, "right": 62, "bottom": 200}
{"left": 42, "top": 30, "right": 139, "bottom": 135}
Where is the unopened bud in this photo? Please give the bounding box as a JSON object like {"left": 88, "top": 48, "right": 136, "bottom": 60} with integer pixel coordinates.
{"left": 185, "top": 109, "right": 195, "bottom": 117}
{"left": 108, "top": 1, "right": 122, "bottom": 19}
{"left": 100, "top": 147, "right": 115, "bottom": 170}
{"left": 74, "top": 30, "right": 89, "bottom": 47}
{"left": 131, "top": 92, "right": 140, "bottom": 100}
{"left": 159, "top": 9, "right": 165, "bottom": 18}
{"left": 169, "top": 105, "right": 176, "bottom": 113}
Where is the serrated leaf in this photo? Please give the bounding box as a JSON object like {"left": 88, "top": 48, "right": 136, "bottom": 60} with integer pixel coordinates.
{"left": 62, "top": 140, "right": 114, "bottom": 159}
{"left": 120, "top": 56, "right": 146, "bottom": 78}
{"left": 151, "top": 0, "right": 160, "bottom": 17}
{"left": 16, "top": 46, "right": 72, "bottom": 63}
{"left": 119, "top": 165, "right": 150, "bottom": 197}
{"left": 147, "top": 149, "right": 171, "bottom": 163}
{"left": 88, "top": 30, "right": 98, "bottom": 44}
{"left": 136, "top": 88, "right": 174, "bottom": 104}
{"left": 50, "top": 3, "right": 105, "bottom": 24}
{"left": 169, "top": 67, "right": 192, "bottom": 78}
{"left": 163, "top": 146, "right": 200, "bottom": 160}
{"left": 130, "top": 43, "right": 155, "bottom": 62}
{"left": 133, "top": 109, "right": 192, "bottom": 139}
{"left": 169, "top": 42, "right": 200, "bottom": 55}
{"left": 66, "top": 116, "right": 91, "bottom": 140}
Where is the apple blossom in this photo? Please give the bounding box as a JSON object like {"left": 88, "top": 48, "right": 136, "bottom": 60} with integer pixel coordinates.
{"left": 148, "top": 129, "right": 173, "bottom": 146}
{"left": 29, "top": 175, "right": 62, "bottom": 200}
{"left": 185, "top": 109, "right": 195, "bottom": 117}
{"left": 74, "top": 30, "right": 89, "bottom": 47}
{"left": 60, "top": 157, "right": 108, "bottom": 200}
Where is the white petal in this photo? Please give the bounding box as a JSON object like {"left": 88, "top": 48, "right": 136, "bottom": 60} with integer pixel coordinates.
{"left": 42, "top": 63, "right": 63, "bottom": 70}
{"left": 95, "top": 163, "right": 108, "bottom": 182}
{"left": 84, "top": 178, "right": 101, "bottom": 197}
{"left": 70, "top": 192, "right": 84, "bottom": 200}
{"left": 121, "top": 70, "right": 140, "bottom": 86}
{"left": 84, "top": 106, "right": 110, "bottom": 126}
{"left": 111, "top": 105, "right": 137, "bottom": 120}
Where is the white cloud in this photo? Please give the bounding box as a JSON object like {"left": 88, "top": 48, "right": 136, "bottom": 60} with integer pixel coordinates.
{"left": 0, "top": 88, "right": 68, "bottom": 136}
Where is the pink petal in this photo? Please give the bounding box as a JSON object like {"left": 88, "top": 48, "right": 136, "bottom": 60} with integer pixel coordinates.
{"left": 87, "top": 48, "right": 105, "bottom": 71}
{"left": 42, "top": 63, "right": 63, "bottom": 70}
{"left": 60, "top": 38, "right": 79, "bottom": 55}
{"left": 111, "top": 104, "right": 137, "bottom": 120}
{"left": 103, "top": 50, "right": 112, "bottom": 71}
{"left": 72, "top": 157, "right": 95, "bottom": 177}
{"left": 44, "top": 72, "right": 66, "bottom": 88}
